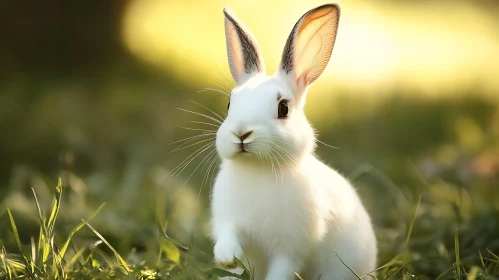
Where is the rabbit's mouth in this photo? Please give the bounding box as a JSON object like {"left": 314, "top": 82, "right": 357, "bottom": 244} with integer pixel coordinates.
{"left": 235, "top": 143, "right": 255, "bottom": 157}
{"left": 238, "top": 143, "right": 250, "bottom": 153}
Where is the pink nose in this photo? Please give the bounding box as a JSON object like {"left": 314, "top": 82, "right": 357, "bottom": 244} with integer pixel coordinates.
{"left": 234, "top": 130, "right": 253, "bottom": 141}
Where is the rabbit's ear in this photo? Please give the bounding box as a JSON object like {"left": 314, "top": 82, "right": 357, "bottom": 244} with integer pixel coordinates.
{"left": 279, "top": 4, "right": 340, "bottom": 94}
{"left": 223, "top": 7, "right": 265, "bottom": 86}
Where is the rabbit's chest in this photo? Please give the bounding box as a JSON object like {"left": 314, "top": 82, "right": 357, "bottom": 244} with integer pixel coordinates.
{"left": 222, "top": 171, "right": 319, "bottom": 238}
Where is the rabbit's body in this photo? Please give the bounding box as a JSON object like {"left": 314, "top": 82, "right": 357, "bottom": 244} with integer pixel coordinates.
{"left": 209, "top": 3, "right": 377, "bottom": 279}
{"left": 212, "top": 154, "right": 376, "bottom": 279}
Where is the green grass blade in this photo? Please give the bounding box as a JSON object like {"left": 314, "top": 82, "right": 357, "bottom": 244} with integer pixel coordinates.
{"left": 47, "top": 178, "right": 63, "bottom": 235}
{"left": 7, "top": 257, "right": 27, "bottom": 270}
{"left": 79, "top": 250, "right": 94, "bottom": 269}
{"left": 486, "top": 249, "right": 499, "bottom": 275}
{"left": 467, "top": 266, "right": 480, "bottom": 280}
{"left": 31, "top": 188, "right": 52, "bottom": 264}
{"left": 156, "top": 217, "right": 190, "bottom": 252}
{"left": 435, "top": 265, "right": 456, "bottom": 280}
{"left": 367, "top": 252, "right": 410, "bottom": 277}
{"left": 1, "top": 249, "right": 12, "bottom": 279}
{"left": 159, "top": 238, "right": 180, "bottom": 265}
{"left": 233, "top": 256, "right": 251, "bottom": 280}
{"left": 486, "top": 249, "right": 499, "bottom": 260}
{"left": 455, "top": 230, "right": 461, "bottom": 279}
{"left": 30, "top": 236, "right": 35, "bottom": 274}
{"left": 86, "top": 222, "right": 131, "bottom": 274}
{"left": 36, "top": 224, "right": 43, "bottom": 268}
{"left": 386, "top": 261, "right": 409, "bottom": 280}
{"left": 478, "top": 250, "right": 487, "bottom": 274}
{"left": 335, "top": 251, "right": 361, "bottom": 280}
{"left": 405, "top": 190, "right": 423, "bottom": 248}
{"left": 31, "top": 187, "right": 65, "bottom": 277}
{"left": 7, "top": 209, "right": 35, "bottom": 278}
{"left": 293, "top": 271, "right": 305, "bottom": 280}
{"left": 6, "top": 210, "right": 23, "bottom": 258}
{"left": 208, "top": 268, "right": 244, "bottom": 279}
{"left": 59, "top": 202, "right": 106, "bottom": 259}
{"left": 92, "top": 247, "right": 116, "bottom": 270}
{"left": 483, "top": 257, "right": 499, "bottom": 264}
{"left": 69, "top": 247, "right": 86, "bottom": 267}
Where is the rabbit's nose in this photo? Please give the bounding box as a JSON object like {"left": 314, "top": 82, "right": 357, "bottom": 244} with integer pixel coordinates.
{"left": 233, "top": 130, "right": 253, "bottom": 141}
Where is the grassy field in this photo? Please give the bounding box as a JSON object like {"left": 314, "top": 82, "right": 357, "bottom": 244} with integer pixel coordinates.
{"left": 1, "top": 88, "right": 498, "bottom": 279}
{"left": 1, "top": 0, "right": 498, "bottom": 278}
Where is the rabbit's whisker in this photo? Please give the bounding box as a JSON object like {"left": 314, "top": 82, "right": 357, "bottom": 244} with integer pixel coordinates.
{"left": 271, "top": 153, "right": 278, "bottom": 187}
{"left": 169, "top": 133, "right": 217, "bottom": 146}
{"left": 211, "top": 53, "right": 236, "bottom": 90}
{"left": 179, "top": 126, "right": 217, "bottom": 133}
{"left": 208, "top": 81, "right": 231, "bottom": 95}
{"left": 201, "top": 150, "right": 218, "bottom": 186}
{"left": 259, "top": 137, "right": 299, "bottom": 168}
{"left": 272, "top": 147, "right": 297, "bottom": 178}
{"left": 263, "top": 152, "right": 271, "bottom": 179}
{"left": 169, "top": 141, "right": 215, "bottom": 177}
{"left": 170, "top": 137, "right": 216, "bottom": 153}
{"left": 269, "top": 150, "right": 284, "bottom": 187}
{"left": 217, "top": 108, "right": 228, "bottom": 118}
{"left": 264, "top": 151, "right": 278, "bottom": 186}
{"left": 180, "top": 146, "right": 217, "bottom": 189}
{"left": 198, "top": 88, "right": 230, "bottom": 97}
{"left": 170, "top": 144, "right": 209, "bottom": 176}
{"left": 267, "top": 133, "right": 299, "bottom": 148}
{"left": 214, "top": 74, "right": 233, "bottom": 93}
{"left": 214, "top": 72, "right": 233, "bottom": 92}
{"left": 176, "top": 144, "right": 215, "bottom": 178}
{"left": 177, "top": 108, "right": 222, "bottom": 124}
{"left": 209, "top": 157, "right": 221, "bottom": 193}
{"left": 271, "top": 143, "right": 299, "bottom": 168}
{"left": 188, "top": 99, "right": 225, "bottom": 122}
{"left": 315, "top": 139, "right": 339, "bottom": 150}
{"left": 199, "top": 150, "right": 220, "bottom": 199}
{"left": 188, "top": 120, "right": 220, "bottom": 128}
{"left": 205, "top": 154, "right": 219, "bottom": 189}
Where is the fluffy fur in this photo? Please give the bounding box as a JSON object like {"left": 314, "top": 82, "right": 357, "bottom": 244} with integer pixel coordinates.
{"left": 210, "top": 4, "right": 377, "bottom": 280}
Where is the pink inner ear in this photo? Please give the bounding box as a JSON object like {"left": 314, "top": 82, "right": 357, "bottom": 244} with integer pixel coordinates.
{"left": 225, "top": 20, "right": 244, "bottom": 83}
{"left": 295, "top": 74, "right": 305, "bottom": 90}
{"left": 223, "top": 7, "right": 265, "bottom": 85}
{"left": 292, "top": 5, "right": 339, "bottom": 87}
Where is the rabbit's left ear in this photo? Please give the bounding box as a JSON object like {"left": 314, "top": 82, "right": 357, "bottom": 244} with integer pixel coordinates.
{"left": 223, "top": 7, "right": 265, "bottom": 86}
{"left": 279, "top": 4, "right": 340, "bottom": 94}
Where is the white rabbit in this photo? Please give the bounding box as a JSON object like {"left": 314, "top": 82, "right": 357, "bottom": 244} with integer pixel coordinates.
{"left": 210, "top": 3, "right": 377, "bottom": 280}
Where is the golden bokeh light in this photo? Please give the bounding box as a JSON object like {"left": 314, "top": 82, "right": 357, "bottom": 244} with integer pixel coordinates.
{"left": 122, "top": 0, "right": 499, "bottom": 99}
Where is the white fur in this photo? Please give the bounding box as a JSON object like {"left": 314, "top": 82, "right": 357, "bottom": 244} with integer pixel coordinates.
{"left": 210, "top": 4, "right": 377, "bottom": 280}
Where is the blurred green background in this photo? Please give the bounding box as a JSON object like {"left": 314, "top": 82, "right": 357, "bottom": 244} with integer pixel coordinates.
{"left": 0, "top": 0, "right": 498, "bottom": 278}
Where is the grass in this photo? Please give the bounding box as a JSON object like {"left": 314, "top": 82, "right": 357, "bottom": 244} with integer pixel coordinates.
{"left": 1, "top": 166, "right": 498, "bottom": 279}
{"left": 0, "top": 93, "right": 498, "bottom": 279}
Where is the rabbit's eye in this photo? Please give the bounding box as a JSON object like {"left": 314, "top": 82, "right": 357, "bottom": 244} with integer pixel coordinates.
{"left": 227, "top": 101, "right": 230, "bottom": 111}
{"left": 278, "top": 100, "right": 289, "bottom": 119}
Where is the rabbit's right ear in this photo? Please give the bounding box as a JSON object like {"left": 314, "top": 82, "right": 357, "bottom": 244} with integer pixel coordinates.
{"left": 223, "top": 7, "right": 265, "bottom": 86}
{"left": 279, "top": 4, "right": 340, "bottom": 96}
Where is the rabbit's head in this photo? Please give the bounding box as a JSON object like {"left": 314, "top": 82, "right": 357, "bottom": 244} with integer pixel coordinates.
{"left": 216, "top": 4, "right": 340, "bottom": 164}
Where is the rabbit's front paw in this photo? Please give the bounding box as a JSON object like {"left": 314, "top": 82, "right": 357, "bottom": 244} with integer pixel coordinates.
{"left": 214, "top": 241, "right": 243, "bottom": 269}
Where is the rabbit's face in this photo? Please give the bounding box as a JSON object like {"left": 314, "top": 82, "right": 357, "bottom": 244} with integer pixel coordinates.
{"left": 216, "top": 74, "right": 314, "bottom": 163}
{"left": 217, "top": 4, "right": 340, "bottom": 164}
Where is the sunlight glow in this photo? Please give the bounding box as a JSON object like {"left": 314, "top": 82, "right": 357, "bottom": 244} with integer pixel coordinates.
{"left": 122, "top": 0, "right": 499, "bottom": 99}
